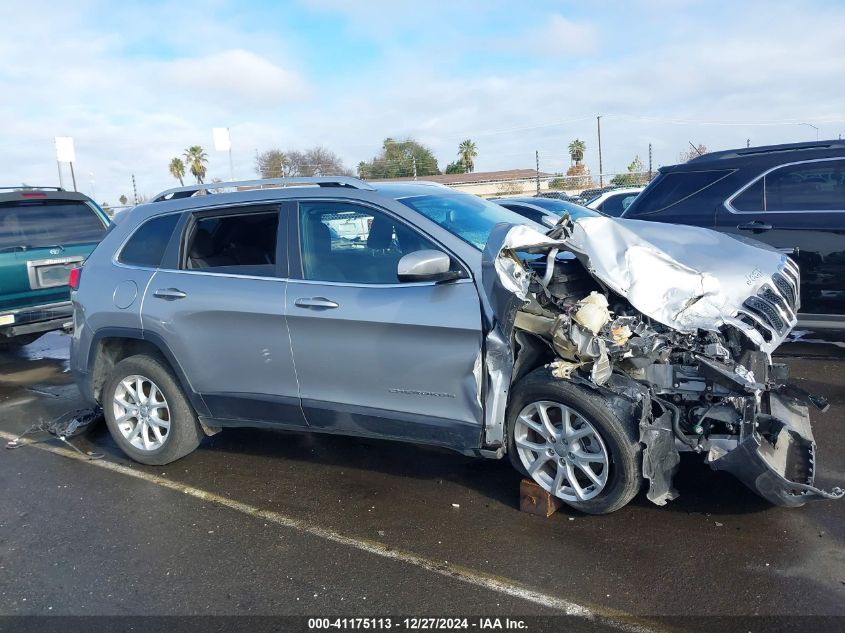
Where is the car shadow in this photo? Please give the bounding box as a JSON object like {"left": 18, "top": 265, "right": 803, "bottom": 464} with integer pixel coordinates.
{"left": 95, "top": 421, "right": 775, "bottom": 517}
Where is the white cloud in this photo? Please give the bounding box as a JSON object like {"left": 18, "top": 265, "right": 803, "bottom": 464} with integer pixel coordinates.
{"left": 153, "top": 49, "right": 309, "bottom": 107}
{"left": 532, "top": 15, "right": 598, "bottom": 55}
{"left": 1, "top": 0, "right": 845, "bottom": 205}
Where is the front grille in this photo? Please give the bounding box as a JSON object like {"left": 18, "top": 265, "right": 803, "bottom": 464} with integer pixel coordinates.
{"left": 734, "top": 259, "right": 800, "bottom": 346}
{"left": 743, "top": 294, "right": 787, "bottom": 334}
{"left": 772, "top": 272, "right": 797, "bottom": 311}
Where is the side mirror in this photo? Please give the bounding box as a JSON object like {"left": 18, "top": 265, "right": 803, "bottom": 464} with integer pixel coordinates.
{"left": 397, "top": 249, "right": 463, "bottom": 283}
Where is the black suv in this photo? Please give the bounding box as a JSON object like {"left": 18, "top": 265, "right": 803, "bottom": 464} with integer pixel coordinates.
{"left": 622, "top": 140, "right": 845, "bottom": 330}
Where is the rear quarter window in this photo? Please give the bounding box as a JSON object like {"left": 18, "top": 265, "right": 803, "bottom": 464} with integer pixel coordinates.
{"left": 626, "top": 169, "right": 733, "bottom": 216}
{"left": 0, "top": 200, "right": 107, "bottom": 250}
{"left": 118, "top": 214, "right": 181, "bottom": 267}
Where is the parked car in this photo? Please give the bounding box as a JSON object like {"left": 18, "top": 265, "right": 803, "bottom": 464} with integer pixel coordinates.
{"left": 0, "top": 187, "right": 109, "bottom": 348}
{"left": 490, "top": 196, "right": 600, "bottom": 227}
{"left": 535, "top": 191, "right": 578, "bottom": 202}
{"left": 573, "top": 184, "right": 636, "bottom": 206}
{"left": 622, "top": 140, "right": 845, "bottom": 331}
{"left": 585, "top": 186, "right": 643, "bottom": 216}
{"left": 70, "top": 177, "right": 841, "bottom": 513}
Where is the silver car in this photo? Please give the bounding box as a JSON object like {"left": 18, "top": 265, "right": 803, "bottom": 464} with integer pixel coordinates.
{"left": 70, "top": 177, "right": 842, "bottom": 514}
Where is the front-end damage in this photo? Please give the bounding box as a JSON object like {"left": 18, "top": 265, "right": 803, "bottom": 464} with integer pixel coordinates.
{"left": 479, "top": 216, "right": 843, "bottom": 507}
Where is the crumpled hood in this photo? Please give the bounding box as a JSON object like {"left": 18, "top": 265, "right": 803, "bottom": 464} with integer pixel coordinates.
{"left": 487, "top": 216, "right": 799, "bottom": 354}
{"left": 565, "top": 216, "right": 792, "bottom": 332}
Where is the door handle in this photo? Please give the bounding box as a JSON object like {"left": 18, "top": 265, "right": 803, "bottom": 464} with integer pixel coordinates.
{"left": 737, "top": 221, "right": 773, "bottom": 232}
{"left": 153, "top": 288, "right": 188, "bottom": 300}
{"left": 294, "top": 297, "right": 339, "bottom": 310}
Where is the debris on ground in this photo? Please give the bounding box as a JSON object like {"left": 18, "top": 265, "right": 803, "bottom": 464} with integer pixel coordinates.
{"left": 5, "top": 407, "right": 104, "bottom": 459}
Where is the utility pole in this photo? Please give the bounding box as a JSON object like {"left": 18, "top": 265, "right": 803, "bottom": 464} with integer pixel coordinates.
{"left": 535, "top": 150, "right": 540, "bottom": 194}
{"left": 412, "top": 156, "right": 417, "bottom": 180}
{"left": 131, "top": 174, "right": 138, "bottom": 205}
{"left": 597, "top": 115, "right": 603, "bottom": 188}
{"left": 647, "top": 143, "right": 653, "bottom": 180}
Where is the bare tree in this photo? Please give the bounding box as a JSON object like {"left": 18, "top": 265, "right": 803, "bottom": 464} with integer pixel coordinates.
{"left": 679, "top": 144, "right": 708, "bottom": 163}
{"left": 256, "top": 147, "right": 351, "bottom": 179}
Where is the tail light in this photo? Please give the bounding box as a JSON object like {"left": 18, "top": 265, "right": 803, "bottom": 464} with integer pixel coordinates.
{"left": 69, "top": 266, "right": 82, "bottom": 290}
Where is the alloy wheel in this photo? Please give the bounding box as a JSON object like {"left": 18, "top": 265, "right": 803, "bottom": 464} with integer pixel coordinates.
{"left": 514, "top": 400, "right": 610, "bottom": 502}
{"left": 112, "top": 374, "right": 171, "bottom": 452}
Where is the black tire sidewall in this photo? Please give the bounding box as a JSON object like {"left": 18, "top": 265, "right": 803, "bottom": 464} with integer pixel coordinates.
{"left": 103, "top": 354, "right": 202, "bottom": 465}
{"left": 506, "top": 368, "right": 642, "bottom": 514}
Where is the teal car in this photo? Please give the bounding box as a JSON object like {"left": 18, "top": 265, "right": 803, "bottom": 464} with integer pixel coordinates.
{"left": 0, "top": 187, "right": 109, "bottom": 348}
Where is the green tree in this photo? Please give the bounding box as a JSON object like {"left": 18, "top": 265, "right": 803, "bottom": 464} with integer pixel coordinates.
{"left": 169, "top": 157, "right": 186, "bottom": 186}
{"left": 458, "top": 139, "right": 477, "bottom": 173}
{"left": 119, "top": 194, "right": 128, "bottom": 206}
{"left": 256, "top": 149, "right": 289, "bottom": 178}
{"left": 610, "top": 156, "right": 649, "bottom": 186}
{"left": 357, "top": 138, "right": 440, "bottom": 179}
{"left": 445, "top": 161, "right": 467, "bottom": 174}
{"left": 568, "top": 139, "right": 586, "bottom": 165}
{"left": 183, "top": 146, "right": 208, "bottom": 184}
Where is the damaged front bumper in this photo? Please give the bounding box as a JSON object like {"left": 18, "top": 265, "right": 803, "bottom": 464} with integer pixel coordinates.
{"left": 479, "top": 218, "right": 844, "bottom": 509}
{"left": 707, "top": 393, "right": 844, "bottom": 506}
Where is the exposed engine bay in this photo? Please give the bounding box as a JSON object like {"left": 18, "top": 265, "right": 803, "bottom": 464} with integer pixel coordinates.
{"left": 480, "top": 215, "right": 844, "bottom": 507}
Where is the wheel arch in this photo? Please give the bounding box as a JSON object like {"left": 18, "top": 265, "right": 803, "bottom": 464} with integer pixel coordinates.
{"left": 88, "top": 328, "right": 209, "bottom": 417}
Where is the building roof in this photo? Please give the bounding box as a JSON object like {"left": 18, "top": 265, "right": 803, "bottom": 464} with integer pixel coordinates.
{"left": 368, "top": 168, "right": 553, "bottom": 186}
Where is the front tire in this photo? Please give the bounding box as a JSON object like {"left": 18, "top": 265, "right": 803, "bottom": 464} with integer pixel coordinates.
{"left": 506, "top": 368, "right": 643, "bottom": 514}
{"left": 102, "top": 354, "right": 203, "bottom": 465}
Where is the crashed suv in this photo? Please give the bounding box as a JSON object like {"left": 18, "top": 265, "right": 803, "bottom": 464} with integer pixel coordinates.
{"left": 70, "top": 177, "right": 843, "bottom": 514}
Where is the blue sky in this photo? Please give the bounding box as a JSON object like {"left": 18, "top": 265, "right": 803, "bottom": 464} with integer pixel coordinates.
{"left": 2, "top": 0, "right": 845, "bottom": 204}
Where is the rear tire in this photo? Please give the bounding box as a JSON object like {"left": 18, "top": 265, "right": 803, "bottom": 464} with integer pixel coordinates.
{"left": 506, "top": 367, "right": 643, "bottom": 514}
{"left": 102, "top": 354, "right": 203, "bottom": 465}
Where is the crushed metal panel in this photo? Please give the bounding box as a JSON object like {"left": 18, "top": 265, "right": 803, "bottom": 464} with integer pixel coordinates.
{"left": 562, "top": 216, "right": 796, "bottom": 353}
{"left": 639, "top": 411, "right": 681, "bottom": 505}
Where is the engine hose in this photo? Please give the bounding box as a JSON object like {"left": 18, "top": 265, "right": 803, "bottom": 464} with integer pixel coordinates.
{"left": 656, "top": 397, "right": 699, "bottom": 451}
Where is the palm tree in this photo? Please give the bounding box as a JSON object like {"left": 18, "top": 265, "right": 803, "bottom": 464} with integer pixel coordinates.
{"left": 183, "top": 146, "right": 208, "bottom": 184}
{"left": 568, "top": 139, "right": 586, "bottom": 165}
{"left": 458, "top": 139, "right": 477, "bottom": 173}
{"left": 169, "top": 157, "right": 186, "bottom": 186}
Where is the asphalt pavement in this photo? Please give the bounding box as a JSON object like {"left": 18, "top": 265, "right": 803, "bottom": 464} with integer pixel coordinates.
{"left": 0, "top": 332, "right": 843, "bottom": 632}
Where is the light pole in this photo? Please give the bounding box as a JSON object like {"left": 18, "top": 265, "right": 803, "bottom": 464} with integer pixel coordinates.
{"left": 798, "top": 122, "right": 819, "bottom": 140}
{"left": 596, "top": 115, "right": 603, "bottom": 188}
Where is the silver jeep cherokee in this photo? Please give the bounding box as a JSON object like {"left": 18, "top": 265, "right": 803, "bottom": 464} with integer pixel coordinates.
{"left": 70, "top": 177, "right": 842, "bottom": 514}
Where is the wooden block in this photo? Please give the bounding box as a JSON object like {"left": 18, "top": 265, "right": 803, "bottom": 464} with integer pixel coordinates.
{"left": 519, "top": 478, "right": 563, "bottom": 518}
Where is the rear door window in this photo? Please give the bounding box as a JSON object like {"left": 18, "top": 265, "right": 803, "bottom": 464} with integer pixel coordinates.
{"left": 730, "top": 159, "right": 845, "bottom": 212}
{"left": 119, "top": 214, "right": 180, "bottom": 268}
{"left": 0, "top": 200, "right": 107, "bottom": 250}
{"left": 182, "top": 207, "right": 280, "bottom": 277}
{"left": 765, "top": 159, "right": 844, "bottom": 211}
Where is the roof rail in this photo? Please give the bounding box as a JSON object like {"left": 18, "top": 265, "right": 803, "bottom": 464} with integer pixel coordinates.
{"left": 152, "top": 177, "right": 375, "bottom": 202}
{"left": 689, "top": 139, "right": 845, "bottom": 163}
{"left": 0, "top": 186, "right": 64, "bottom": 191}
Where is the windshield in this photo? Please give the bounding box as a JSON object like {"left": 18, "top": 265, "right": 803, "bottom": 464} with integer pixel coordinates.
{"left": 397, "top": 193, "right": 529, "bottom": 250}
{"left": 0, "top": 200, "right": 107, "bottom": 250}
